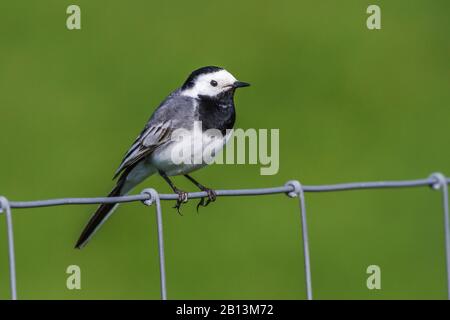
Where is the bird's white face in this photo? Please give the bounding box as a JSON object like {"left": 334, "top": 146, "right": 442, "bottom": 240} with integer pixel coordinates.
{"left": 182, "top": 69, "right": 238, "bottom": 98}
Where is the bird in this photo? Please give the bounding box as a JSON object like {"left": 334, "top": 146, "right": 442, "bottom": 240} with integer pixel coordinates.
{"left": 75, "top": 66, "right": 250, "bottom": 249}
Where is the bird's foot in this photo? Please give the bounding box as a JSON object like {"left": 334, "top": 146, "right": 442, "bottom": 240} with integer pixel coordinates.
{"left": 173, "top": 189, "right": 188, "bottom": 215}
{"left": 196, "top": 188, "right": 217, "bottom": 212}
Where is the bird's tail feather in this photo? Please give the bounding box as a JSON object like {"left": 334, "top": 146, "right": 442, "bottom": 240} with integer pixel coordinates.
{"left": 75, "top": 183, "right": 124, "bottom": 249}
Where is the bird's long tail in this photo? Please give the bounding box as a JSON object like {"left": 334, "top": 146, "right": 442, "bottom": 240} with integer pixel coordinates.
{"left": 75, "top": 182, "right": 125, "bottom": 249}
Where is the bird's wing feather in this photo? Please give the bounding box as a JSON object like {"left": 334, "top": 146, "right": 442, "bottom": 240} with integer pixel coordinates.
{"left": 113, "top": 121, "right": 173, "bottom": 179}
{"left": 113, "top": 93, "right": 197, "bottom": 180}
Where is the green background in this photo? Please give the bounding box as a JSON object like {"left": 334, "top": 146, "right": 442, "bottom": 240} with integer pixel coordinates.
{"left": 0, "top": 0, "right": 449, "bottom": 299}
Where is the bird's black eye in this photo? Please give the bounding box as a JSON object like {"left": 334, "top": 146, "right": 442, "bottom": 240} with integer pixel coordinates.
{"left": 210, "top": 80, "right": 218, "bottom": 87}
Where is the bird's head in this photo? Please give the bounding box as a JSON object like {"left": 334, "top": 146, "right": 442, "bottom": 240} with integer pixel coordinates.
{"left": 181, "top": 66, "right": 250, "bottom": 98}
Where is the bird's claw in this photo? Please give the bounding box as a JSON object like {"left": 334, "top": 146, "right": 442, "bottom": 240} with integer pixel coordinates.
{"left": 173, "top": 190, "right": 188, "bottom": 215}
{"left": 196, "top": 189, "right": 217, "bottom": 212}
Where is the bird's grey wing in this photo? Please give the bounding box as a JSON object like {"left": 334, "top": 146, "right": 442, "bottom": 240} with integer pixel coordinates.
{"left": 112, "top": 121, "right": 173, "bottom": 179}
{"left": 113, "top": 93, "right": 196, "bottom": 180}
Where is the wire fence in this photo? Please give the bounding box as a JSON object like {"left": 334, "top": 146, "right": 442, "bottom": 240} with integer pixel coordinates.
{"left": 1, "top": 172, "right": 449, "bottom": 300}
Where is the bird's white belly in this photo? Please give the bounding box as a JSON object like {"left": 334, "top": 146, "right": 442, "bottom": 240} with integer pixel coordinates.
{"left": 150, "top": 130, "right": 232, "bottom": 176}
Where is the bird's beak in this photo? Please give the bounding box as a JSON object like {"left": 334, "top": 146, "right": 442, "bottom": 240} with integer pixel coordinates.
{"left": 233, "top": 81, "right": 250, "bottom": 88}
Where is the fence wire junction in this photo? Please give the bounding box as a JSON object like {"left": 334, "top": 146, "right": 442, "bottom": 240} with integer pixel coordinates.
{"left": 1, "top": 173, "right": 449, "bottom": 300}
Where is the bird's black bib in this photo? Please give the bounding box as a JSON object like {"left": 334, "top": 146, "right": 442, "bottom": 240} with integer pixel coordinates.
{"left": 198, "top": 90, "right": 236, "bottom": 135}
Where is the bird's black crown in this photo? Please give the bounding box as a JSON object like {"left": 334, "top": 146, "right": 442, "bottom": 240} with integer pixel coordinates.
{"left": 182, "top": 66, "right": 223, "bottom": 90}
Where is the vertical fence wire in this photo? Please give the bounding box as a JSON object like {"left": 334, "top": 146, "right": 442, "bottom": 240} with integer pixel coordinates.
{"left": 286, "top": 181, "right": 313, "bottom": 300}
{"left": 298, "top": 185, "right": 313, "bottom": 300}
{"left": 142, "top": 189, "right": 167, "bottom": 300}
{"left": 430, "top": 173, "right": 450, "bottom": 299}
{"left": 0, "top": 197, "right": 17, "bottom": 300}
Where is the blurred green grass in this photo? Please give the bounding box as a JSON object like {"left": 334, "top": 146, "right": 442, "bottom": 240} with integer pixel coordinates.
{"left": 0, "top": 0, "right": 449, "bottom": 299}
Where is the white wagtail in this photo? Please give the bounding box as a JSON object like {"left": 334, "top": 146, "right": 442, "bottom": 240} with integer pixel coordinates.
{"left": 75, "top": 66, "right": 250, "bottom": 248}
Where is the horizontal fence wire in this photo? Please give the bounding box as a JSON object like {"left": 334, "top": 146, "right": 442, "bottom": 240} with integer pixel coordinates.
{"left": 1, "top": 173, "right": 450, "bottom": 300}
{"left": 6, "top": 177, "right": 450, "bottom": 208}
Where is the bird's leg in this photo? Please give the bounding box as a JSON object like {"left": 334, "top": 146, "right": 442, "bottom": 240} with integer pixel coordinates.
{"left": 184, "top": 174, "right": 216, "bottom": 211}
{"left": 159, "top": 171, "right": 188, "bottom": 215}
